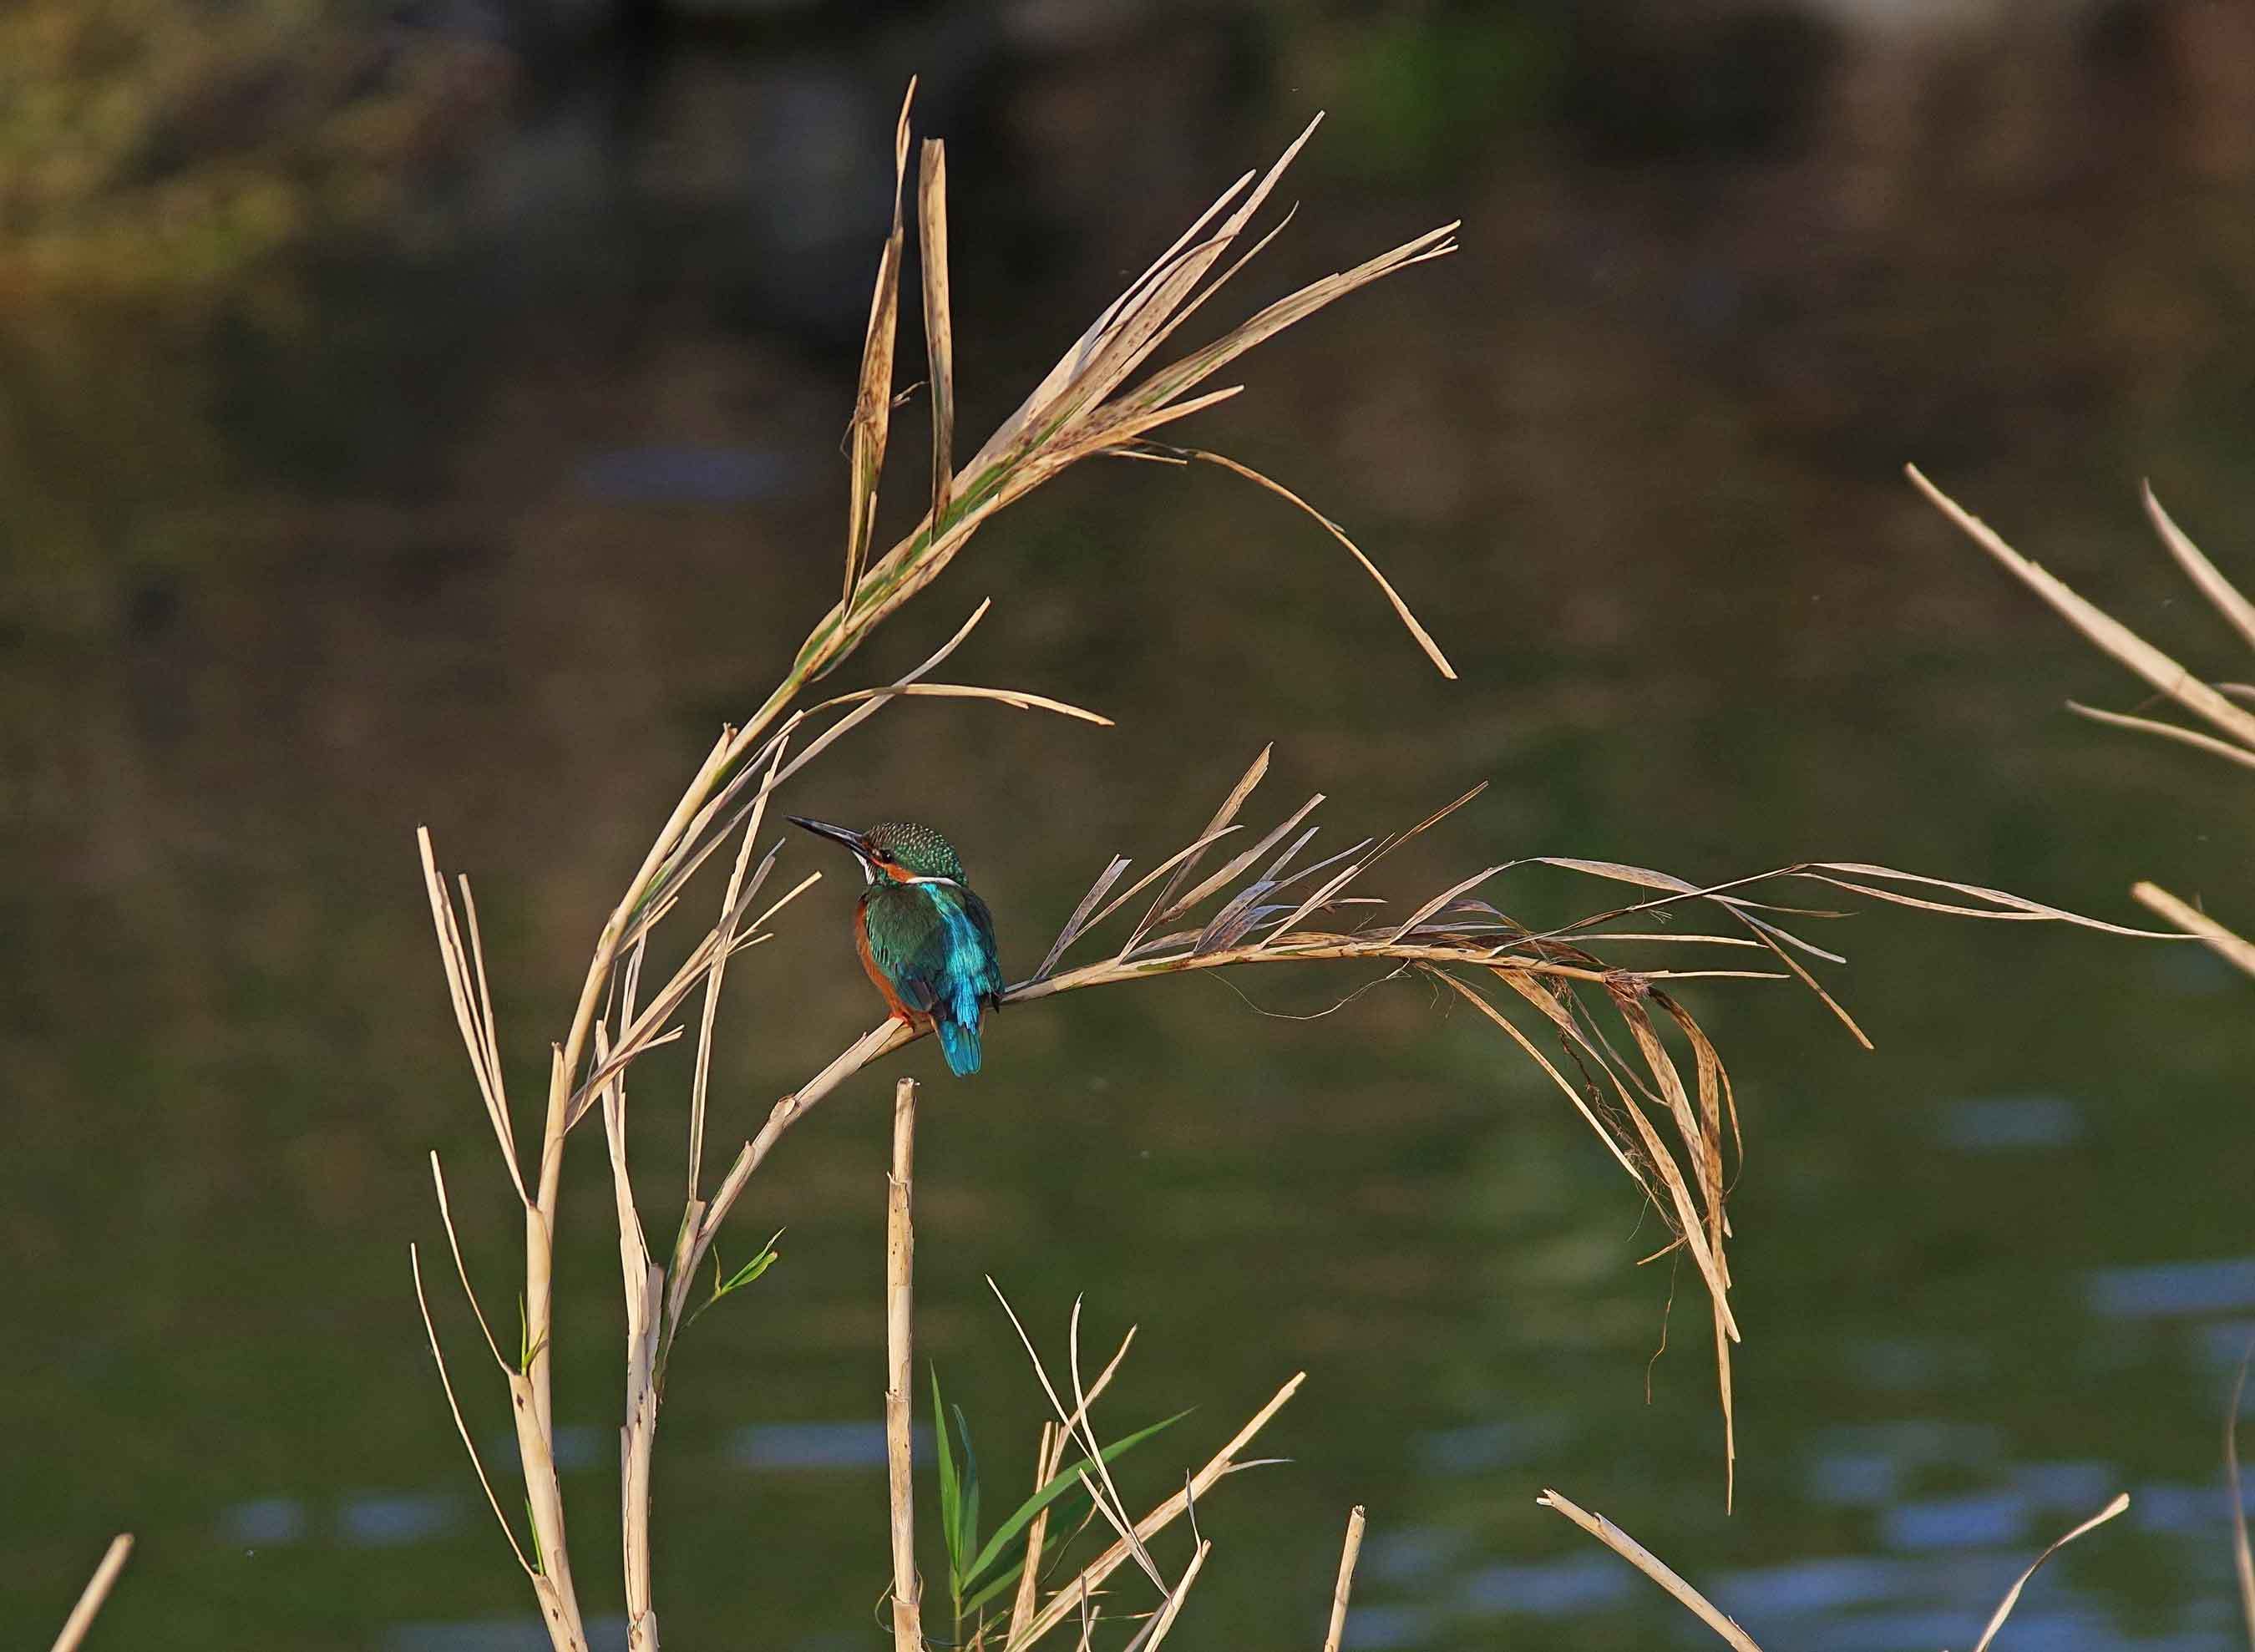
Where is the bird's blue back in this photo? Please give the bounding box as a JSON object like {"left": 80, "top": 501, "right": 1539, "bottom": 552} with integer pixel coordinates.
{"left": 858, "top": 879, "right": 1004, "bottom": 1076}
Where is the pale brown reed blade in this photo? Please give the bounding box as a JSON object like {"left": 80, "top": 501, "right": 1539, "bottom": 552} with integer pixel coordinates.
{"left": 886, "top": 1078, "right": 923, "bottom": 1652}
{"left": 1322, "top": 1507, "right": 1366, "bottom": 1652}
{"left": 1008, "top": 1420, "right": 1064, "bottom": 1645}
{"left": 967, "top": 121, "right": 1322, "bottom": 477}
{"left": 1134, "top": 745, "right": 1272, "bottom": 942}
{"left": 1036, "top": 855, "right": 1133, "bottom": 981}
{"left": 1187, "top": 450, "right": 1454, "bottom": 678}
{"left": 429, "top": 1153, "right": 508, "bottom": 1371}
{"left": 2134, "top": 881, "right": 2255, "bottom": 980}
{"left": 1907, "top": 464, "right": 2255, "bottom": 755}
{"left": 691, "top": 819, "right": 765, "bottom": 1204}
{"left": 1158, "top": 793, "right": 1325, "bottom": 925}
{"left": 1968, "top": 1493, "right": 2130, "bottom": 1652}
{"left": 2066, "top": 701, "right": 2255, "bottom": 772}
{"left": 1538, "top": 1489, "right": 1763, "bottom": 1652}
{"left": 920, "top": 138, "right": 955, "bottom": 535}
{"left": 2144, "top": 481, "right": 2255, "bottom": 652}
{"left": 844, "top": 81, "right": 915, "bottom": 616}
{"left": 49, "top": 1533, "right": 133, "bottom": 1652}
{"left": 418, "top": 829, "right": 527, "bottom": 1206}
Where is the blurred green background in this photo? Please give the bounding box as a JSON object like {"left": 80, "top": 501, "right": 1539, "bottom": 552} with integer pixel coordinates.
{"left": 8, "top": 2, "right": 2255, "bottom": 1648}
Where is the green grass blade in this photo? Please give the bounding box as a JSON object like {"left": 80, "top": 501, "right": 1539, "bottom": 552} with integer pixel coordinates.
{"left": 953, "top": 1401, "right": 981, "bottom": 1583}
{"left": 961, "top": 1409, "right": 1189, "bottom": 1588}
{"left": 932, "top": 1366, "right": 963, "bottom": 1586}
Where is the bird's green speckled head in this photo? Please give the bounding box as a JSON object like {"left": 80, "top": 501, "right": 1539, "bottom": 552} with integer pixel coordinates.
{"left": 864, "top": 821, "right": 967, "bottom": 881}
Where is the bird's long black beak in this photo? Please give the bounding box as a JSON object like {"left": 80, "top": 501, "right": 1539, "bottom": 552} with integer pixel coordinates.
{"left": 788, "top": 816, "right": 872, "bottom": 860}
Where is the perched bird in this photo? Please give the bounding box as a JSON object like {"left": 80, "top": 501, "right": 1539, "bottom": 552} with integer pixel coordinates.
{"left": 788, "top": 817, "right": 1006, "bottom": 1076}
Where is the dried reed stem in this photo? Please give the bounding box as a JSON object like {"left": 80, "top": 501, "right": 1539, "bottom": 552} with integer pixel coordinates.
{"left": 48, "top": 1533, "right": 132, "bottom": 1652}
{"left": 1007, "top": 1421, "right": 1065, "bottom": 1644}
{"left": 1321, "top": 1506, "right": 1366, "bottom": 1652}
{"left": 887, "top": 1077, "right": 924, "bottom": 1652}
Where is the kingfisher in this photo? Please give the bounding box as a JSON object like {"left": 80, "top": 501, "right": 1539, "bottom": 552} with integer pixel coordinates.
{"left": 788, "top": 817, "right": 1006, "bottom": 1076}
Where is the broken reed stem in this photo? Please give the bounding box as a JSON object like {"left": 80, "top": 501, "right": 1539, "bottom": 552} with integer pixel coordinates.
{"left": 887, "top": 1077, "right": 924, "bottom": 1652}
{"left": 48, "top": 1533, "right": 132, "bottom": 1652}
{"left": 1008, "top": 1421, "right": 1065, "bottom": 1645}
{"left": 1322, "top": 1507, "right": 1366, "bottom": 1652}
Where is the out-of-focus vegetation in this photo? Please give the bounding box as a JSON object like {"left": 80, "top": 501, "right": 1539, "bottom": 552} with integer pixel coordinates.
{"left": 0, "top": 0, "right": 509, "bottom": 296}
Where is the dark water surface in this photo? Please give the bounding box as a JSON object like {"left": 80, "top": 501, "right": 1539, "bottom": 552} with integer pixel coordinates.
{"left": 9, "top": 10, "right": 2255, "bottom": 1649}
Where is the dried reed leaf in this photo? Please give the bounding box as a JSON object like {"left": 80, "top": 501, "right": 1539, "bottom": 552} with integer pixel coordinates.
{"left": 842, "top": 82, "right": 915, "bottom": 616}
{"left": 813, "top": 681, "right": 1115, "bottom": 726}
{"left": 410, "top": 1243, "right": 538, "bottom": 1579}
{"left": 1426, "top": 969, "right": 1653, "bottom": 1204}
{"left": 1188, "top": 450, "right": 1455, "bottom": 678}
{"left": 1159, "top": 793, "right": 1325, "bottom": 923}
{"left": 1908, "top": 464, "right": 2255, "bottom": 753}
{"left": 418, "top": 829, "right": 529, "bottom": 1207}
{"left": 1039, "top": 856, "right": 1135, "bottom": 981}
{"left": 1139, "top": 745, "right": 1271, "bottom": 934}
{"left": 1537, "top": 1489, "right": 1762, "bottom": 1652}
{"left": 920, "top": 139, "right": 955, "bottom": 535}
{"left": 1125, "top": 222, "right": 1460, "bottom": 423}
{"left": 2145, "top": 483, "right": 2255, "bottom": 653}
{"left": 1805, "top": 863, "right": 2185, "bottom": 937}
{"left": 1098, "top": 828, "right": 1245, "bottom": 944}
{"left": 2066, "top": 701, "right": 2255, "bottom": 773}
{"left": 429, "top": 1153, "right": 508, "bottom": 1371}
{"left": 1387, "top": 864, "right": 1511, "bottom": 942}
{"left": 691, "top": 819, "right": 766, "bottom": 1203}
{"left": 1968, "top": 1493, "right": 2130, "bottom": 1652}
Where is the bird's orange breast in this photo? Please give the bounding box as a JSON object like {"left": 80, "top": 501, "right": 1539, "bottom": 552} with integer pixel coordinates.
{"left": 854, "top": 902, "right": 919, "bottom": 1022}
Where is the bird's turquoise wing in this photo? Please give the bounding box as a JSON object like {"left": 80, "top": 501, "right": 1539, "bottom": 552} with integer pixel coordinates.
{"left": 863, "top": 884, "right": 1003, "bottom": 1016}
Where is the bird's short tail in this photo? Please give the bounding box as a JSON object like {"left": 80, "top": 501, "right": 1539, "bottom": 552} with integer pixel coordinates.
{"left": 935, "top": 1015, "right": 983, "bottom": 1077}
